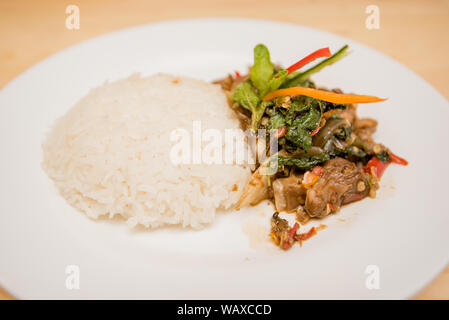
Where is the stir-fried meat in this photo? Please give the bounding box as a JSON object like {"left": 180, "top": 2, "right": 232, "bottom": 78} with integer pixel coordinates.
{"left": 354, "top": 118, "right": 377, "bottom": 140}
{"left": 219, "top": 44, "right": 408, "bottom": 251}
{"left": 338, "top": 103, "right": 357, "bottom": 124}
{"left": 305, "top": 157, "right": 369, "bottom": 218}
{"left": 322, "top": 105, "right": 356, "bottom": 124}
{"left": 270, "top": 212, "right": 290, "bottom": 247}
{"left": 270, "top": 212, "right": 321, "bottom": 250}
{"left": 354, "top": 118, "right": 377, "bottom": 136}
{"left": 353, "top": 118, "right": 378, "bottom": 153}
{"left": 213, "top": 74, "right": 248, "bottom": 93}
{"left": 272, "top": 174, "right": 307, "bottom": 212}
{"left": 213, "top": 74, "right": 234, "bottom": 91}
{"left": 331, "top": 89, "right": 357, "bottom": 124}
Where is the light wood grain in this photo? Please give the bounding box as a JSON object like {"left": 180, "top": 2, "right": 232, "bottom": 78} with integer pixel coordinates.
{"left": 1, "top": 0, "right": 448, "bottom": 300}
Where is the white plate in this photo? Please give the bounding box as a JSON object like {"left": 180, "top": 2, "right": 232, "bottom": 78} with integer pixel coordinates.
{"left": 1, "top": 18, "right": 448, "bottom": 299}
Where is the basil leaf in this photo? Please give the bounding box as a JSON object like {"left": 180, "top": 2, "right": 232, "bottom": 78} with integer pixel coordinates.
{"left": 251, "top": 101, "right": 271, "bottom": 131}
{"left": 272, "top": 153, "right": 330, "bottom": 170}
{"left": 285, "top": 101, "right": 310, "bottom": 125}
{"left": 295, "top": 106, "right": 321, "bottom": 130}
{"left": 267, "top": 112, "right": 286, "bottom": 130}
{"left": 285, "top": 125, "right": 312, "bottom": 151}
{"left": 232, "top": 81, "right": 274, "bottom": 131}
{"left": 261, "top": 69, "right": 288, "bottom": 97}
{"left": 231, "top": 81, "right": 260, "bottom": 112}
{"left": 250, "top": 44, "right": 274, "bottom": 95}
{"left": 376, "top": 151, "right": 390, "bottom": 163}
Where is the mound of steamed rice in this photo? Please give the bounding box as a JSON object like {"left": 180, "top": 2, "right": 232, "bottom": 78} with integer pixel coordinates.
{"left": 42, "top": 73, "right": 251, "bottom": 228}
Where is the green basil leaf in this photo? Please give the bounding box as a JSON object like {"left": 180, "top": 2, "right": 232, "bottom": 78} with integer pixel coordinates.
{"left": 267, "top": 112, "right": 286, "bottom": 131}
{"left": 261, "top": 69, "right": 288, "bottom": 97}
{"left": 250, "top": 44, "right": 274, "bottom": 94}
{"left": 231, "top": 81, "right": 259, "bottom": 112}
{"left": 285, "top": 125, "right": 312, "bottom": 151}
{"left": 376, "top": 151, "right": 390, "bottom": 163}
{"left": 272, "top": 153, "right": 330, "bottom": 170}
{"left": 295, "top": 106, "right": 321, "bottom": 130}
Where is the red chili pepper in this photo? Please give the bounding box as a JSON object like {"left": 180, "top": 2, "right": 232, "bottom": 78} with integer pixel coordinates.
{"left": 363, "top": 152, "right": 407, "bottom": 179}
{"left": 389, "top": 152, "right": 408, "bottom": 166}
{"left": 310, "top": 125, "right": 321, "bottom": 136}
{"left": 234, "top": 71, "right": 241, "bottom": 78}
{"left": 289, "top": 222, "right": 299, "bottom": 239}
{"left": 286, "top": 47, "right": 332, "bottom": 74}
{"left": 311, "top": 165, "right": 324, "bottom": 176}
{"left": 363, "top": 156, "right": 389, "bottom": 178}
{"left": 275, "top": 126, "right": 287, "bottom": 138}
{"left": 283, "top": 222, "right": 299, "bottom": 250}
{"left": 296, "top": 227, "right": 317, "bottom": 242}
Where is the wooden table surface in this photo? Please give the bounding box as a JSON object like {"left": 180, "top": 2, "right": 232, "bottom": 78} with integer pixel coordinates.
{"left": 1, "top": 0, "right": 448, "bottom": 300}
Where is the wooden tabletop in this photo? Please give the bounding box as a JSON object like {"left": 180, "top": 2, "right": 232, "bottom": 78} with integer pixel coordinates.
{"left": 1, "top": 0, "right": 448, "bottom": 300}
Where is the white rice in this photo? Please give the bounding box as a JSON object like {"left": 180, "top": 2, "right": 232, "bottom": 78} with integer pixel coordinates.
{"left": 42, "top": 73, "right": 251, "bottom": 228}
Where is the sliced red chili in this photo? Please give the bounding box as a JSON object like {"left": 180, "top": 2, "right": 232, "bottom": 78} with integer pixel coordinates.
{"left": 286, "top": 47, "right": 332, "bottom": 74}
{"left": 389, "top": 152, "right": 408, "bottom": 166}
{"left": 296, "top": 227, "right": 317, "bottom": 242}
{"left": 283, "top": 222, "right": 299, "bottom": 250}
{"left": 310, "top": 125, "right": 321, "bottom": 136}
{"left": 363, "top": 156, "right": 389, "bottom": 178}
{"left": 275, "top": 126, "right": 287, "bottom": 138}
{"left": 288, "top": 222, "right": 299, "bottom": 239}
